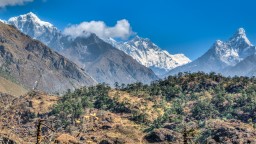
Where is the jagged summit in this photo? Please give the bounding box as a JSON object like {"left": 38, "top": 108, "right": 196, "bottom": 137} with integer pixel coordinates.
{"left": 237, "top": 27, "right": 246, "bottom": 35}
{"left": 228, "top": 27, "right": 252, "bottom": 48}
{"left": 132, "top": 35, "right": 151, "bottom": 42}
{"left": 207, "top": 28, "right": 254, "bottom": 66}
{"left": 18, "top": 12, "right": 38, "bottom": 19}
{"left": 215, "top": 40, "right": 223, "bottom": 45}
{"left": 8, "top": 12, "right": 54, "bottom": 28}
{"left": 128, "top": 35, "right": 161, "bottom": 51}
{"left": 7, "top": 12, "right": 57, "bottom": 35}
{"left": 214, "top": 28, "right": 251, "bottom": 49}
{"left": 7, "top": 12, "right": 63, "bottom": 49}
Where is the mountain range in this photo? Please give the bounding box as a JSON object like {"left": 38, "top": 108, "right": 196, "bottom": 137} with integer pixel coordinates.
{"left": 2, "top": 12, "right": 256, "bottom": 88}
{"left": 3, "top": 12, "right": 191, "bottom": 76}
{"left": 3, "top": 12, "right": 159, "bottom": 86}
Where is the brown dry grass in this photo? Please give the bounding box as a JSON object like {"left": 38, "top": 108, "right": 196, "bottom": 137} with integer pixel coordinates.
{"left": 0, "top": 76, "right": 27, "bottom": 96}
{"left": 109, "top": 90, "right": 168, "bottom": 122}
{"left": 79, "top": 109, "right": 145, "bottom": 143}
{"left": 55, "top": 133, "right": 81, "bottom": 144}
{"left": 24, "top": 91, "right": 59, "bottom": 114}
{"left": 0, "top": 91, "right": 59, "bottom": 143}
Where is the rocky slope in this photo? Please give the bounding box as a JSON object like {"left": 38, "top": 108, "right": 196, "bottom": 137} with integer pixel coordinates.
{"left": 0, "top": 22, "right": 96, "bottom": 93}
{"left": 106, "top": 36, "right": 191, "bottom": 76}
{"left": 223, "top": 54, "right": 256, "bottom": 76}
{"left": 60, "top": 34, "right": 158, "bottom": 85}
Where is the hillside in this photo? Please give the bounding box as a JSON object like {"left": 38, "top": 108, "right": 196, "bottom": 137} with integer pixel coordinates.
{"left": 0, "top": 76, "right": 27, "bottom": 96}
{"left": 0, "top": 72, "right": 255, "bottom": 143}
{"left": 0, "top": 22, "right": 96, "bottom": 93}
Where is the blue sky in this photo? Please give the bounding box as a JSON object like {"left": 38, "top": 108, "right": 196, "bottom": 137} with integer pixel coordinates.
{"left": 1, "top": 0, "right": 256, "bottom": 60}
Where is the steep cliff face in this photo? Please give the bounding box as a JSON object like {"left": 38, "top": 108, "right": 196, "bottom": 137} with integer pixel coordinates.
{"left": 0, "top": 22, "right": 96, "bottom": 93}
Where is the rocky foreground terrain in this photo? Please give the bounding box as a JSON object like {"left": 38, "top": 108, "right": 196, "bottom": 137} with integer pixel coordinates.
{"left": 0, "top": 72, "right": 255, "bottom": 144}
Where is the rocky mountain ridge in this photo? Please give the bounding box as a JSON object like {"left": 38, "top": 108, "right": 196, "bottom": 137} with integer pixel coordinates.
{"left": 0, "top": 22, "right": 96, "bottom": 93}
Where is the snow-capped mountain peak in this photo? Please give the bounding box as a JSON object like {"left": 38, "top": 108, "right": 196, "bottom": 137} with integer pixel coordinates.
{"left": 128, "top": 36, "right": 160, "bottom": 51}
{"left": 215, "top": 40, "right": 224, "bottom": 46}
{"left": 0, "top": 19, "right": 7, "bottom": 24}
{"left": 228, "top": 28, "right": 252, "bottom": 48}
{"left": 7, "top": 12, "right": 63, "bottom": 49}
{"left": 211, "top": 28, "right": 255, "bottom": 66}
{"left": 106, "top": 35, "right": 191, "bottom": 76}
{"left": 8, "top": 12, "right": 54, "bottom": 28}
{"left": 237, "top": 27, "right": 246, "bottom": 35}
{"left": 166, "top": 27, "right": 256, "bottom": 77}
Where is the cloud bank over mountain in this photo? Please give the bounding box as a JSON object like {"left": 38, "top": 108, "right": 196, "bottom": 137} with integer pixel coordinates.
{"left": 0, "top": 0, "right": 33, "bottom": 8}
{"left": 63, "top": 19, "right": 135, "bottom": 40}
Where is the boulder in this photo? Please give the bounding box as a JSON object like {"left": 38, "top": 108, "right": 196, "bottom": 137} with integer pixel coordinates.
{"left": 145, "top": 128, "right": 181, "bottom": 143}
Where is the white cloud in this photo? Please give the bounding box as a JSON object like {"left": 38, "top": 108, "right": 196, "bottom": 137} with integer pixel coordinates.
{"left": 0, "top": 0, "right": 33, "bottom": 8}
{"left": 64, "top": 19, "right": 135, "bottom": 40}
